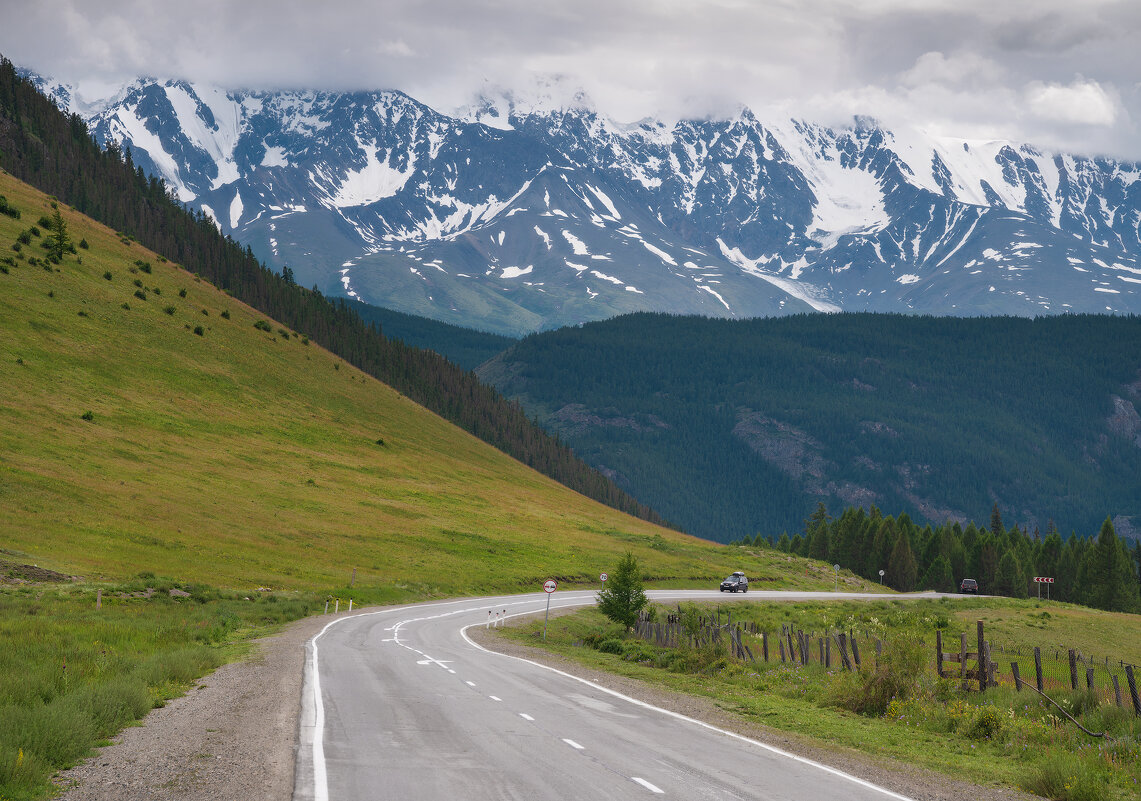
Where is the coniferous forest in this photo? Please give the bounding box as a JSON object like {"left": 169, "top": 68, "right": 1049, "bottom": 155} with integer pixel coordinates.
{"left": 479, "top": 312, "right": 1141, "bottom": 544}
{"left": 0, "top": 57, "right": 667, "bottom": 528}
{"left": 753, "top": 502, "right": 1141, "bottom": 614}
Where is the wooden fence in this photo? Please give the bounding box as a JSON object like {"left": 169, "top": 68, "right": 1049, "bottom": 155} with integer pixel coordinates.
{"left": 631, "top": 609, "right": 1141, "bottom": 716}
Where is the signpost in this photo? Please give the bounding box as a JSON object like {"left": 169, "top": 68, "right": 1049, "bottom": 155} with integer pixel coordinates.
{"left": 600, "top": 573, "right": 608, "bottom": 584}
{"left": 543, "top": 578, "right": 557, "bottom": 639}
{"left": 1033, "top": 576, "right": 1054, "bottom": 600}
{"left": 878, "top": 569, "right": 884, "bottom": 585}
{"left": 833, "top": 564, "right": 840, "bottom": 592}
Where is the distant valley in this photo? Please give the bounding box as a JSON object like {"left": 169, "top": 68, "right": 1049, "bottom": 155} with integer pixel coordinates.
{"left": 478, "top": 312, "right": 1141, "bottom": 542}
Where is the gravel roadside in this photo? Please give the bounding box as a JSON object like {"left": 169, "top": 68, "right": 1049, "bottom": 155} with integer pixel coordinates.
{"left": 53, "top": 606, "right": 1039, "bottom": 801}
{"left": 53, "top": 612, "right": 334, "bottom": 801}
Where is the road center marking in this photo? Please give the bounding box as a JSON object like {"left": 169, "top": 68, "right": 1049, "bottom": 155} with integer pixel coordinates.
{"left": 562, "top": 738, "right": 584, "bottom": 750}
{"left": 519, "top": 713, "right": 535, "bottom": 721}
{"left": 489, "top": 695, "right": 502, "bottom": 702}
{"left": 466, "top": 681, "right": 476, "bottom": 687}
{"left": 632, "top": 777, "right": 664, "bottom": 794}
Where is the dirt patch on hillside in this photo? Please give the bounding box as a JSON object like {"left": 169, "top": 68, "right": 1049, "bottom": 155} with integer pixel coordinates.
{"left": 0, "top": 560, "right": 77, "bottom": 583}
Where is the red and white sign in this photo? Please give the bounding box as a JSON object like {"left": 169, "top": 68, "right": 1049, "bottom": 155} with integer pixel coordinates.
{"left": 543, "top": 579, "right": 557, "bottom": 593}
{"left": 600, "top": 573, "right": 608, "bottom": 582}
{"left": 1033, "top": 576, "right": 1055, "bottom": 583}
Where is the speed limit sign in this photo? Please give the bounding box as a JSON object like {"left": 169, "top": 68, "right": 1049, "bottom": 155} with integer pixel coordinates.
{"left": 543, "top": 578, "right": 557, "bottom": 593}
{"left": 600, "top": 573, "right": 608, "bottom": 582}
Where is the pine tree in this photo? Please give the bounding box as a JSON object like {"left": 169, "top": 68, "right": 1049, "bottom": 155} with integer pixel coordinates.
{"left": 990, "top": 503, "right": 1005, "bottom": 538}
{"left": 1080, "top": 518, "right": 1141, "bottom": 612}
{"left": 919, "top": 554, "right": 954, "bottom": 592}
{"left": 47, "top": 207, "right": 70, "bottom": 260}
{"left": 996, "top": 550, "right": 1027, "bottom": 598}
{"left": 888, "top": 531, "right": 918, "bottom": 592}
{"left": 596, "top": 552, "right": 648, "bottom": 630}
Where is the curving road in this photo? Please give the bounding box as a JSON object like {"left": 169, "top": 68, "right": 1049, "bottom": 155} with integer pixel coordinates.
{"left": 294, "top": 590, "right": 929, "bottom": 801}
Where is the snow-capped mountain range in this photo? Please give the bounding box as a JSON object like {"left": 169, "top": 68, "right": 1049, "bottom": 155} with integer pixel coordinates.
{"left": 29, "top": 74, "right": 1141, "bottom": 335}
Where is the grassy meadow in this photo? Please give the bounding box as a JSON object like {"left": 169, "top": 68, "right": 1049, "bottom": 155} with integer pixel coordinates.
{"left": 0, "top": 169, "right": 884, "bottom": 798}
{"left": 502, "top": 597, "right": 1141, "bottom": 801}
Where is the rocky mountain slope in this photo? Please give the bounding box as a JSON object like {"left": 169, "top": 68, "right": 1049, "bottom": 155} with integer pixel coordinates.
{"left": 29, "top": 74, "right": 1141, "bottom": 335}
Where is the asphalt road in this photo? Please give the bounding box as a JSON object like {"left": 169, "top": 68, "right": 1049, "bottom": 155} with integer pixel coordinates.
{"left": 294, "top": 590, "right": 930, "bottom": 801}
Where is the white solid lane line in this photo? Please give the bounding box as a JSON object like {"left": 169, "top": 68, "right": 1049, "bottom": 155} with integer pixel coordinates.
{"left": 632, "top": 777, "right": 665, "bottom": 794}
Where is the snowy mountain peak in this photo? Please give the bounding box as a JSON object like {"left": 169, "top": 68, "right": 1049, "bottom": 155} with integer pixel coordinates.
{"left": 31, "top": 72, "right": 1141, "bottom": 335}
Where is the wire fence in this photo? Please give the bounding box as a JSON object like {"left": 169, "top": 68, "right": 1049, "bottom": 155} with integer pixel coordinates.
{"left": 631, "top": 609, "right": 1141, "bottom": 714}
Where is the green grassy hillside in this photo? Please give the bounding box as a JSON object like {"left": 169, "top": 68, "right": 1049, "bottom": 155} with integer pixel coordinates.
{"left": 0, "top": 170, "right": 836, "bottom": 594}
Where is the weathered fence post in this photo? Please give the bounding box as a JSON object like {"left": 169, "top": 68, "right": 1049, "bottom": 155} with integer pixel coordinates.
{"left": 1069, "top": 649, "right": 1079, "bottom": 691}
{"left": 762, "top": 631, "right": 769, "bottom": 662}
{"left": 960, "top": 633, "right": 968, "bottom": 690}
{"left": 1124, "top": 665, "right": 1141, "bottom": 715}
{"left": 851, "top": 636, "right": 861, "bottom": 669}
{"left": 1112, "top": 674, "right": 1124, "bottom": 708}
{"left": 1011, "top": 662, "right": 1022, "bottom": 691}
{"left": 818, "top": 637, "right": 824, "bottom": 665}
{"left": 836, "top": 633, "right": 852, "bottom": 671}
{"left": 96, "top": 589, "right": 102, "bottom": 610}
{"left": 825, "top": 636, "right": 832, "bottom": 669}
{"left": 1034, "top": 647, "right": 1044, "bottom": 693}
{"left": 1086, "top": 668, "right": 1095, "bottom": 692}
{"left": 779, "top": 639, "right": 786, "bottom": 663}
{"left": 977, "top": 621, "right": 987, "bottom": 693}
{"left": 936, "top": 630, "right": 944, "bottom": 678}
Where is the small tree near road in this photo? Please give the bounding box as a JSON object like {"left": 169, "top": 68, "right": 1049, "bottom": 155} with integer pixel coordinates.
{"left": 596, "top": 552, "right": 648, "bottom": 630}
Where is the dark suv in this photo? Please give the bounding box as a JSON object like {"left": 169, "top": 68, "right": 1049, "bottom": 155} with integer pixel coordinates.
{"left": 960, "top": 578, "right": 979, "bottom": 594}
{"left": 720, "top": 572, "right": 749, "bottom": 593}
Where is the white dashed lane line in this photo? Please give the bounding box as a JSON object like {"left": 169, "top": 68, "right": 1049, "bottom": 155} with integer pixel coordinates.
{"left": 519, "top": 713, "right": 535, "bottom": 721}
{"left": 562, "top": 739, "right": 584, "bottom": 750}
{"left": 489, "top": 695, "right": 502, "bottom": 702}
{"left": 632, "top": 777, "right": 665, "bottom": 794}
{"left": 465, "top": 681, "right": 476, "bottom": 687}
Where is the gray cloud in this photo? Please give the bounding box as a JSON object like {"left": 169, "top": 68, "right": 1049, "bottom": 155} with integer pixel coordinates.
{"left": 1, "top": 0, "right": 1138, "bottom": 157}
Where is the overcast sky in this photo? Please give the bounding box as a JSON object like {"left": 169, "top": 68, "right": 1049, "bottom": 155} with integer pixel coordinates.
{"left": 2, "top": 0, "right": 1139, "bottom": 158}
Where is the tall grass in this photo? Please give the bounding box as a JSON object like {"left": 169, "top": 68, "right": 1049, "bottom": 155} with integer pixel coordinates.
{"left": 0, "top": 583, "right": 315, "bottom": 800}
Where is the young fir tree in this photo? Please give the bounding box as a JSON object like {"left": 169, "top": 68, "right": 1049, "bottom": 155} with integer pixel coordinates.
{"left": 596, "top": 552, "right": 648, "bottom": 630}
{"left": 47, "top": 207, "right": 70, "bottom": 260}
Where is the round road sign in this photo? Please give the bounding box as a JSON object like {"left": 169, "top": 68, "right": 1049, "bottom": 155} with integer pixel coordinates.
{"left": 600, "top": 573, "right": 608, "bottom": 582}
{"left": 543, "top": 579, "right": 557, "bottom": 593}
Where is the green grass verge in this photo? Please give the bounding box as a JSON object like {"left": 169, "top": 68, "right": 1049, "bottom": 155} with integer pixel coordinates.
{"left": 499, "top": 598, "right": 1141, "bottom": 801}
{"left": 0, "top": 580, "right": 322, "bottom": 800}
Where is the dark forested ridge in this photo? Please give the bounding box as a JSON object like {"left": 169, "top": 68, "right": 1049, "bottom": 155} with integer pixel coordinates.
{"left": 478, "top": 312, "right": 1141, "bottom": 542}
{"left": 0, "top": 57, "right": 666, "bottom": 528}
{"left": 350, "top": 302, "right": 517, "bottom": 371}
{"left": 753, "top": 502, "right": 1141, "bottom": 613}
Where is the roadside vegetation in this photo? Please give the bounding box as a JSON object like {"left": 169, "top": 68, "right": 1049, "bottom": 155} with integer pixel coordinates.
{"left": 501, "top": 596, "right": 1141, "bottom": 801}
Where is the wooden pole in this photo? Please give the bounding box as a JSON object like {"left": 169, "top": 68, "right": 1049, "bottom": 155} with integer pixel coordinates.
{"left": 977, "top": 621, "right": 986, "bottom": 692}
{"left": 936, "top": 630, "right": 944, "bottom": 678}
{"left": 96, "top": 588, "right": 102, "bottom": 610}
{"left": 1086, "top": 668, "right": 1095, "bottom": 691}
{"left": 1124, "top": 665, "right": 1141, "bottom": 715}
{"left": 1112, "top": 674, "right": 1123, "bottom": 708}
{"left": 762, "top": 631, "right": 769, "bottom": 662}
{"left": 1012, "top": 662, "right": 1022, "bottom": 691}
{"left": 851, "top": 636, "right": 861, "bottom": 669}
{"left": 1034, "top": 647, "right": 1044, "bottom": 693}
{"left": 1069, "top": 649, "right": 1079, "bottom": 691}
{"left": 960, "top": 633, "right": 968, "bottom": 690}
{"left": 825, "top": 635, "right": 831, "bottom": 669}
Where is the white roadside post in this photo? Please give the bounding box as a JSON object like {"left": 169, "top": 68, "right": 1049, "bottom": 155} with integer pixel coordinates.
{"left": 833, "top": 564, "right": 840, "bottom": 592}
{"left": 543, "top": 578, "right": 557, "bottom": 640}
